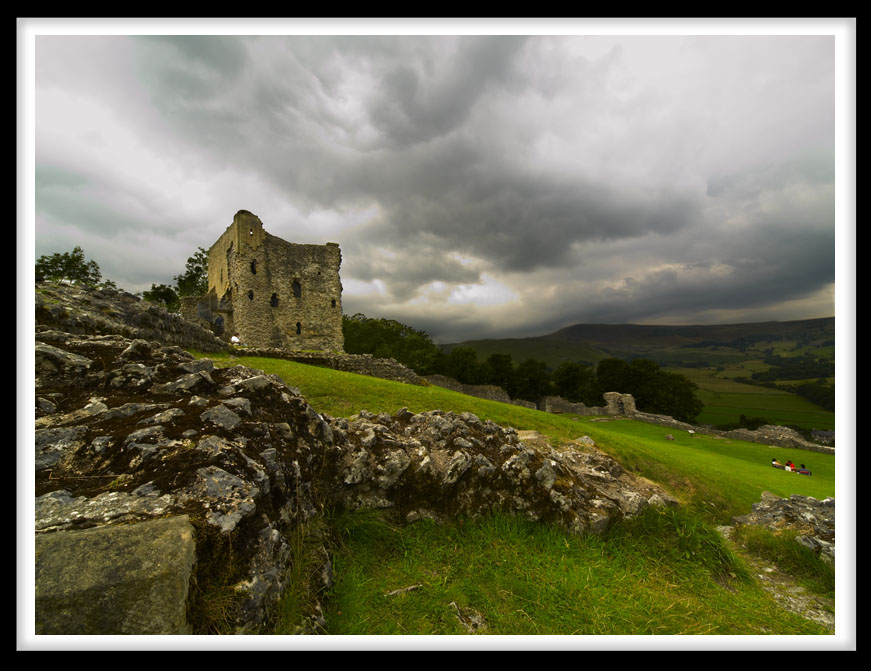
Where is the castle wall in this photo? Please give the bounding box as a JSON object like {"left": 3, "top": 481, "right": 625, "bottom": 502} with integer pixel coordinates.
{"left": 185, "top": 210, "right": 344, "bottom": 351}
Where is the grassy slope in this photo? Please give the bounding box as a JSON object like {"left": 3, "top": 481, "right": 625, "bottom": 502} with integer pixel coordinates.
{"left": 195, "top": 352, "right": 836, "bottom": 636}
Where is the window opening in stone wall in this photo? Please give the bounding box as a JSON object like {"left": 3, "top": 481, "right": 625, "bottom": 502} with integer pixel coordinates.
{"left": 249, "top": 227, "right": 254, "bottom": 236}
{"left": 331, "top": 299, "right": 336, "bottom": 308}
{"left": 296, "top": 322, "right": 301, "bottom": 335}
{"left": 292, "top": 280, "right": 301, "bottom": 298}
{"left": 250, "top": 260, "right": 257, "bottom": 274}
{"left": 247, "top": 290, "right": 254, "bottom": 300}
{"left": 271, "top": 293, "right": 279, "bottom": 307}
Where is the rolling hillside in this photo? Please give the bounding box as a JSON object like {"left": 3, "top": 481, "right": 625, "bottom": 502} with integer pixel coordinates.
{"left": 444, "top": 317, "right": 835, "bottom": 366}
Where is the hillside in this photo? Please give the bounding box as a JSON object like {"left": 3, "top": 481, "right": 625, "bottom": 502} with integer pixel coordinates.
{"left": 444, "top": 318, "right": 835, "bottom": 366}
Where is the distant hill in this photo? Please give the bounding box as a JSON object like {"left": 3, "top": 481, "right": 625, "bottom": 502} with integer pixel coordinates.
{"left": 442, "top": 317, "right": 835, "bottom": 368}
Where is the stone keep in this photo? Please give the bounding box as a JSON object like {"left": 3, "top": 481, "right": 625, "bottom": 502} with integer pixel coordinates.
{"left": 183, "top": 210, "right": 344, "bottom": 351}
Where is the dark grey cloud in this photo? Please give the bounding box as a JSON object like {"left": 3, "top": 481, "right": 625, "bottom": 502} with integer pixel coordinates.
{"left": 369, "top": 36, "right": 529, "bottom": 146}
{"left": 31, "top": 30, "right": 841, "bottom": 342}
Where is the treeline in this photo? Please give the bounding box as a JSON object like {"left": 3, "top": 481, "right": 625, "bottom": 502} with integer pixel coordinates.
{"left": 750, "top": 353, "right": 834, "bottom": 382}
{"left": 343, "top": 314, "right": 704, "bottom": 422}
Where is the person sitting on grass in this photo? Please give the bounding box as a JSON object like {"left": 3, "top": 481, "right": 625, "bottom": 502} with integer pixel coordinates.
{"left": 771, "top": 458, "right": 785, "bottom": 469}
{"left": 797, "top": 463, "right": 812, "bottom": 476}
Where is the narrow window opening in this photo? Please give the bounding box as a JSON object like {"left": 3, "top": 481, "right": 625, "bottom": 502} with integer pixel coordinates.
{"left": 250, "top": 260, "right": 257, "bottom": 274}
{"left": 292, "top": 280, "right": 301, "bottom": 298}
{"left": 249, "top": 227, "right": 254, "bottom": 236}
{"left": 247, "top": 290, "right": 254, "bottom": 301}
{"left": 331, "top": 298, "right": 336, "bottom": 308}
{"left": 270, "top": 293, "right": 279, "bottom": 307}
{"left": 295, "top": 322, "right": 301, "bottom": 335}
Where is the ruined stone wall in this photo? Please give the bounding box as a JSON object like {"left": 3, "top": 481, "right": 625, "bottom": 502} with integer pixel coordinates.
{"left": 540, "top": 396, "right": 605, "bottom": 415}
{"left": 186, "top": 211, "right": 344, "bottom": 352}
{"left": 423, "top": 375, "right": 537, "bottom": 409}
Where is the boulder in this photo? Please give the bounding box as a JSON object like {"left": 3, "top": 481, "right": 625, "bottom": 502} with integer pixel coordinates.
{"left": 35, "top": 516, "right": 196, "bottom": 634}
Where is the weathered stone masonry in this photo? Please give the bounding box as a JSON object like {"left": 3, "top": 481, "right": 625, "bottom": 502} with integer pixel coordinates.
{"left": 182, "top": 210, "right": 344, "bottom": 352}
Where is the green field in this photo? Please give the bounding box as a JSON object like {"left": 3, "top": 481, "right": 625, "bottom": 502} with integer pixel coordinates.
{"left": 667, "top": 366, "right": 835, "bottom": 431}
{"left": 197, "top": 352, "right": 838, "bottom": 637}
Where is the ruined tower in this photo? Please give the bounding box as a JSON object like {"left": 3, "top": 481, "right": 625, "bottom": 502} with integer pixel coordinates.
{"left": 182, "top": 210, "right": 344, "bottom": 352}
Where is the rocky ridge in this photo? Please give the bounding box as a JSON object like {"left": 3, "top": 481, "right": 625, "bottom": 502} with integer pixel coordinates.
{"left": 36, "top": 281, "right": 227, "bottom": 352}
{"left": 32, "top": 285, "right": 680, "bottom": 634}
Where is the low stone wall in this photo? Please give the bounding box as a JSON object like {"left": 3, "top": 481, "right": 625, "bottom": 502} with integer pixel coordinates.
{"left": 424, "top": 375, "right": 537, "bottom": 409}
{"left": 540, "top": 396, "right": 604, "bottom": 415}
{"left": 232, "top": 348, "right": 426, "bottom": 386}
{"left": 631, "top": 411, "right": 835, "bottom": 455}
{"left": 541, "top": 393, "right": 636, "bottom": 416}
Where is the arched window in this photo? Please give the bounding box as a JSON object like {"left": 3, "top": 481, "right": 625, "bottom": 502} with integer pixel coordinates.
{"left": 270, "top": 293, "right": 279, "bottom": 307}
{"left": 292, "top": 280, "right": 301, "bottom": 298}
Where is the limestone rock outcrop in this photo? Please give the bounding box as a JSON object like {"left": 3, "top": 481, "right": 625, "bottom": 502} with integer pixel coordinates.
{"left": 36, "top": 282, "right": 226, "bottom": 352}
{"left": 732, "top": 491, "right": 835, "bottom": 565}
{"left": 31, "top": 283, "right": 680, "bottom": 635}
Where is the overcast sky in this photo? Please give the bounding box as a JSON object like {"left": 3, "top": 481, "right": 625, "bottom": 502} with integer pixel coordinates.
{"left": 22, "top": 19, "right": 853, "bottom": 343}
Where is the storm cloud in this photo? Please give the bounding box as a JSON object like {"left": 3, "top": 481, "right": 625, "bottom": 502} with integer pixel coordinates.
{"left": 27, "top": 23, "right": 843, "bottom": 342}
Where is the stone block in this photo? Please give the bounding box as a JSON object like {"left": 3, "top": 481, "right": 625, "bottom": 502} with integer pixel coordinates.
{"left": 35, "top": 515, "right": 196, "bottom": 634}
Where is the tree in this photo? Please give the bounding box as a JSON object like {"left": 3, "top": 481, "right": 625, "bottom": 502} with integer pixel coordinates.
{"left": 443, "top": 346, "right": 485, "bottom": 385}
{"left": 174, "top": 247, "right": 209, "bottom": 297}
{"left": 142, "top": 283, "right": 181, "bottom": 313}
{"left": 594, "top": 358, "right": 631, "bottom": 399}
{"left": 36, "top": 246, "right": 103, "bottom": 287}
{"left": 551, "top": 361, "right": 595, "bottom": 403}
{"left": 594, "top": 357, "right": 703, "bottom": 422}
{"left": 342, "top": 313, "right": 442, "bottom": 375}
{"left": 482, "top": 353, "right": 517, "bottom": 397}
{"left": 513, "top": 358, "right": 552, "bottom": 402}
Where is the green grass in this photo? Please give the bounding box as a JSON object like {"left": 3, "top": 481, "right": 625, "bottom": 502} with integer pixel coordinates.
{"left": 322, "top": 508, "right": 828, "bottom": 635}
{"left": 191, "top": 351, "right": 837, "bottom": 635}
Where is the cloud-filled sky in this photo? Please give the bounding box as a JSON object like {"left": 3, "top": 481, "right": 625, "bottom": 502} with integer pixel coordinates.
{"left": 23, "top": 19, "right": 851, "bottom": 343}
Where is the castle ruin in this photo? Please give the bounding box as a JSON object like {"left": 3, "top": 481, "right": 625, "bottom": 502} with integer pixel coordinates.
{"left": 181, "top": 210, "right": 344, "bottom": 352}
